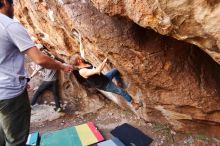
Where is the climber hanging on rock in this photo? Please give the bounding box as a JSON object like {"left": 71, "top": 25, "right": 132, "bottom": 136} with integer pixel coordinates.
{"left": 71, "top": 29, "right": 142, "bottom": 110}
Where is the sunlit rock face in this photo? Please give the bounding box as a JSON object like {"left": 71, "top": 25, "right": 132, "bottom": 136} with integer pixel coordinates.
{"left": 91, "top": 0, "right": 220, "bottom": 64}
{"left": 15, "top": 0, "right": 220, "bottom": 137}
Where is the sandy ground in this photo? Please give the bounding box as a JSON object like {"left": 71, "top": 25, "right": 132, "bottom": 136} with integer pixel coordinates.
{"left": 30, "top": 102, "right": 220, "bottom": 146}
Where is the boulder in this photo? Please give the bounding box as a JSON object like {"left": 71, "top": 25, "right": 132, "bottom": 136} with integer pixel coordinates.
{"left": 15, "top": 0, "right": 220, "bottom": 137}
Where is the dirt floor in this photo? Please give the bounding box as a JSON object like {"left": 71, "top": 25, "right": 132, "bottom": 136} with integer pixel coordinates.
{"left": 30, "top": 101, "right": 220, "bottom": 146}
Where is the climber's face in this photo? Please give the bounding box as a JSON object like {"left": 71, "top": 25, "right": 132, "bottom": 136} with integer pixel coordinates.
{"left": 70, "top": 54, "right": 85, "bottom": 67}
{"left": 77, "top": 57, "right": 84, "bottom": 65}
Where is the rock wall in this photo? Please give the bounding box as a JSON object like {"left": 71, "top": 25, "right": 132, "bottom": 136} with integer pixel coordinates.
{"left": 15, "top": 0, "right": 220, "bottom": 137}
{"left": 91, "top": 0, "right": 220, "bottom": 65}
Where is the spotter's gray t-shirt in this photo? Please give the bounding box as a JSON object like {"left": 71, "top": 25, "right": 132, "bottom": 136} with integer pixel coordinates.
{"left": 43, "top": 68, "right": 57, "bottom": 81}
{"left": 0, "top": 13, "right": 35, "bottom": 100}
{"left": 37, "top": 66, "right": 57, "bottom": 81}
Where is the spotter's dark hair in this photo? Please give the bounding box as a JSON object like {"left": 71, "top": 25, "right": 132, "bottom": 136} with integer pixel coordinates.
{"left": 0, "top": 0, "right": 13, "bottom": 8}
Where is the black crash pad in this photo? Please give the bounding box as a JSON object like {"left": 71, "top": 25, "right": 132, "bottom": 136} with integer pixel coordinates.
{"left": 111, "top": 123, "right": 153, "bottom": 146}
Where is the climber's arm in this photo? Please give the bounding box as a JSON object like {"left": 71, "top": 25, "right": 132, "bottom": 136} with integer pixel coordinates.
{"left": 79, "top": 58, "right": 108, "bottom": 78}
{"left": 79, "top": 33, "right": 85, "bottom": 59}
{"left": 79, "top": 68, "right": 99, "bottom": 78}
